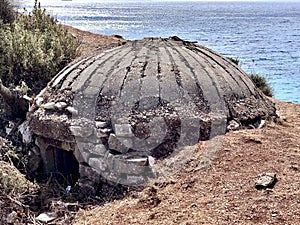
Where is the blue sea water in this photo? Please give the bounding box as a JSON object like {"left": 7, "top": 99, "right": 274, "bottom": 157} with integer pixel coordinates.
{"left": 25, "top": 1, "right": 300, "bottom": 104}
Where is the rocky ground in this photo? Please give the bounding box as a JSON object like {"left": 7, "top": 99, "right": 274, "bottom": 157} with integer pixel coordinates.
{"left": 0, "top": 26, "right": 300, "bottom": 224}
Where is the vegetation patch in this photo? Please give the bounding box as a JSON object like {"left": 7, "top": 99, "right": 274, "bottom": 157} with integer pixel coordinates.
{"left": 249, "top": 73, "right": 273, "bottom": 97}
{"left": 0, "top": 0, "right": 78, "bottom": 94}
{"left": 227, "top": 57, "right": 273, "bottom": 97}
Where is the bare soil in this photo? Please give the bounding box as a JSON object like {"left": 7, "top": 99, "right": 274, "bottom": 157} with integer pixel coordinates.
{"left": 61, "top": 25, "right": 126, "bottom": 57}
{"left": 1, "top": 26, "right": 300, "bottom": 225}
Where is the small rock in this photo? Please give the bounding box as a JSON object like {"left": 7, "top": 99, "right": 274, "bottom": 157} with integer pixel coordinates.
{"left": 5, "top": 121, "right": 14, "bottom": 135}
{"left": 227, "top": 120, "right": 240, "bottom": 131}
{"left": 55, "top": 101, "right": 68, "bottom": 110}
{"left": 18, "top": 121, "right": 32, "bottom": 144}
{"left": 41, "top": 102, "right": 56, "bottom": 110}
{"left": 35, "top": 97, "right": 44, "bottom": 106}
{"left": 108, "top": 133, "right": 130, "bottom": 153}
{"left": 148, "top": 156, "right": 156, "bottom": 166}
{"left": 127, "top": 157, "right": 148, "bottom": 166}
{"left": 66, "top": 106, "right": 78, "bottom": 115}
{"left": 6, "top": 211, "right": 18, "bottom": 224}
{"left": 97, "top": 128, "right": 113, "bottom": 138}
{"left": 258, "top": 119, "right": 265, "bottom": 129}
{"left": 255, "top": 173, "right": 277, "bottom": 190}
{"left": 276, "top": 110, "right": 287, "bottom": 121}
{"left": 114, "top": 123, "right": 134, "bottom": 137}
{"left": 23, "top": 94, "right": 32, "bottom": 101}
{"left": 69, "top": 125, "right": 93, "bottom": 137}
{"left": 95, "top": 121, "right": 108, "bottom": 128}
{"left": 254, "top": 119, "right": 266, "bottom": 129}
{"left": 36, "top": 212, "right": 58, "bottom": 223}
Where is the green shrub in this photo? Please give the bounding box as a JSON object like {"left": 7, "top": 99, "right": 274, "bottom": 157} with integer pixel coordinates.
{"left": 227, "top": 57, "right": 240, "bottom": 66}
{"left": 0, "top": 0, "right": 78, "bottom": 94}
{"left": 249, "top": 73, "right": 273, "bottom": 97}
{"left": 0, "top": 0, "right": 16, "bottom": 24}
{"left": 226, "top": 57, "right": 273, "bottom": 97}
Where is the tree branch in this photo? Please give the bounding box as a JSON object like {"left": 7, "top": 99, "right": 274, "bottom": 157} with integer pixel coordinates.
{"left": 0, "top": 79, "right": 28, "bottom": 119}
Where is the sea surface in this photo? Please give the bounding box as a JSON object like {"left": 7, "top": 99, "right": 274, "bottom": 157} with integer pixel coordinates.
{"left": 24, "top": 1, "right": 300, "bottom": 104}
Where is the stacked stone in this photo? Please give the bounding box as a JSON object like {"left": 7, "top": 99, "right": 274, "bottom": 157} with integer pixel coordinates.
{"left": 70, "top": 119, "right": 152, "bottom": 186}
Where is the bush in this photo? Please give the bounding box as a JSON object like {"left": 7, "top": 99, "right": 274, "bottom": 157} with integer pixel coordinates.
{"left": 249, "top": 73, "right": 273, "bottom": 97}
{"left": 227, "top": 57, "right": 273, "bottom": 97}
{"left": 0, "top": 0, "right": 78, "bottom": 94}
{"left": 227, "top": 57, "right": 239, "bottom": 66}
{"left": 0, "top": 0, "right": 16, "bottom": 24}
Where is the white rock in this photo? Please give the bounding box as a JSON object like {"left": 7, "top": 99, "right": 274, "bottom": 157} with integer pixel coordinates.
{"left": 41, "top": 102, "right": 55, "bottom": 110}
{"left": 55, "top": 101, "right": 68, "bottom": 110}
{"left": 148, "top": 156, "right": 156, "bottom": 167}
{"left": 36, "top": 212, "right": 58, "bottom": 223}
{"left": 6, "top": 211, "right": 17, "bottom": 224}
{"left": 66, "top": 106, "right": 78, "bottom": 115}
{"left": 258, "top": 119, "right": 266, "bottom": 129}
{"left": 95, "top": 121, "right": 108, "bottom": 128}
{"left": 35, "top": 97, "right": 44, "bottom": 106}
{"left": 127, "top": 157, "right": 148, "bottom": 166}
{"left": 18, "top": 121, "right": 32, "bottom": 144}
{"left": 99, "top": 128, "right": 112, "bottom": 133}
{"left": 5, "top": 121, "right": 14, "bottom": 135}
{"left": 23, "top": 95, "right": 32, "bottom": 101}
{"left": 227, "top": 120, "right": 240, "bottom": 131}
{"left": 276, "top": 110, "right": 287, "bottom": 121}
{"left": 255, "top": 173, "right": 277, "bottom": 190}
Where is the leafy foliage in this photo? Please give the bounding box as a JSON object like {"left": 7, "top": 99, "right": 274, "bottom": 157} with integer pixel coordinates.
{"left": 249, "top": 73, "right": 273, "bottom": 97}
{"left": 0, "top": 0, "right": 16, "bottom": 24}
{"left": 0, "top": 0, "right": 78, "bottom": 94}
{"left": 227, "top": 57, "right": 273, "bottom": 97}
{"left": 227, "top": 57, "right": 239, "bottom": 66}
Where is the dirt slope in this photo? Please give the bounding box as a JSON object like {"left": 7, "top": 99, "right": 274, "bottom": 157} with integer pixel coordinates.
{"left": 61, "top": 25, "right": 126, "bottom": 57}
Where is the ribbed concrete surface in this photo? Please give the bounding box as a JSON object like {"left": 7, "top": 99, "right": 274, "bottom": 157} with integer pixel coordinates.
{"left": 27, "top": 37, "right": 277, "bottom": 185}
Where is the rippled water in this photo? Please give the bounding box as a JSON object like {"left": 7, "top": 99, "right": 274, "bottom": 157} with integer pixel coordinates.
{"left": 26, "top": 1, "right": 300, "bottom": 103}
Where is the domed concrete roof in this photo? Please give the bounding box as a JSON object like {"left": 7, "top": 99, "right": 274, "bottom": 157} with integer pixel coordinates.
{"left": 28, "top": 37, "right": 276, "bottom": 185}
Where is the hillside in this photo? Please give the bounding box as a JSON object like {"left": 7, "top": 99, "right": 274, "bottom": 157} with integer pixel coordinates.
{"left": 0, "top": 27, "right": 299, "bottom": 224}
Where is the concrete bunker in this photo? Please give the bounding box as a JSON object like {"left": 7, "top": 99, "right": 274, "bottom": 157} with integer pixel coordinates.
{"left": 27, "top": 37, "right": 277, "bottom": 188}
